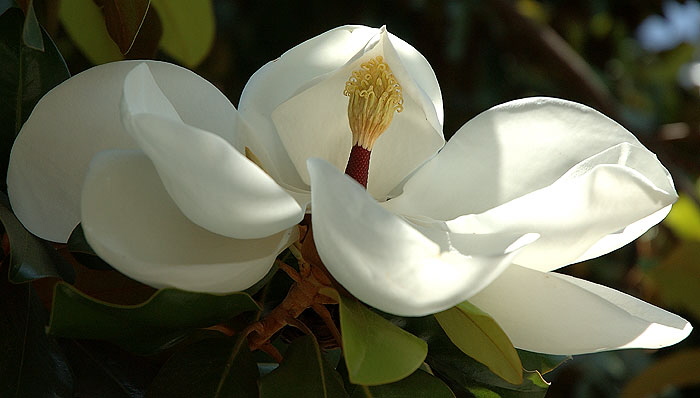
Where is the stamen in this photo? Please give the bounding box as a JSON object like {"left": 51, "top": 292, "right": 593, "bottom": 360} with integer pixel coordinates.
{"left": 343, "top": 56, "right": 403, "bottom": 151}
{"left": 343, "top": 56, "right": 403, "bottom": 187}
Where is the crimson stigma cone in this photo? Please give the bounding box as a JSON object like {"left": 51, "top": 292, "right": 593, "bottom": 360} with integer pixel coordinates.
{"left": 343, "top": 56, "right": 404, "bottom": 187}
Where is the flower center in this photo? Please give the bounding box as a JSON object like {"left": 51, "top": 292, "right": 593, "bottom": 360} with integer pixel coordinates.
{"left": 343, "top": 55, "right": 403, "bottom": 187}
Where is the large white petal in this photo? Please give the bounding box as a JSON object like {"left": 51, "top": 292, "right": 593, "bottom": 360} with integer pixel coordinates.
{"left": 121, "top": 64, "right": 303, "bottom": 239}
{"left": 8, "top": 60, "right": 242, "bottom": 242}
{"left": 240, "top": 25, "right": 443, "bottom": 194}
{"left": 385, "top": 98, "right": 676, "bottom": 269}
{"left": 442, "top": 145, "right": 675, "bottom": 271}
{"left": 81, "top": 150, "right": 297, "bottom": 293}
{"left": 387, "top": 97, "right": 673, "bottom": 217}
{"left": 307, "top": 158, "right": 535, "bottom": 317}
{"left": 469, "top": 265, "right": 692, "bottom": 355}
{"left": 273, "top": 27, "right": 444, "bottom": 199}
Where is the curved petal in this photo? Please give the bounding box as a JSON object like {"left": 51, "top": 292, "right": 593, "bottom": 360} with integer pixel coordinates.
{"left": 240, "top": 25, "right": 443, "bottom": 195}
{"left": 121, "top": 64, "right": 304, "bottom": 239}
{"left": 443, "top": 145, "right": 676, "bottom": 271}
{"left": 387, "top": 97, "right": 673, "bottom": 217}
{"left": 8, "top": 60, "right": 242, "bottom": 242}
{"left": 385, "top": 98, "right": 676, "bottom": 269}
{"left": 469, "top": 265, "right": 692, "bottom": 355}
{"left": 307, "top": 158, "right": 535, "bottom": 317}
{"left": 81, "top": 150, "right": 298, "bottom": 293}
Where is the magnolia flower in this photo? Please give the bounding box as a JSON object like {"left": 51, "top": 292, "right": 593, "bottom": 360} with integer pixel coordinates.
{"left": 8, "top": 25, "right": 691, "bottom": 355}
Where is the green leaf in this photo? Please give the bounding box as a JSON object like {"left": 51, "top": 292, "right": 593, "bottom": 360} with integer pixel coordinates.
{"left": 324, "top": 289, "right": 427, "bottom": 386}
{"left": 1, "top": 1, "right": 13, "bottom": 16}
{"left": 59, "top": 0, "right": 123, "bottom": 64}
{"left": 61, "top": 339, "right": 158, "bottom": 397}
{"left": 348, "top": 370, "right": 455, "bottom": 398}
{"left": 66, "top": 224, "right": 114, "bottom": 270}
{"left": 0, "top": 7, "right": 69, "bottom": 190}
{"left": 146, "top": 335, "right": 258, "bottom": 398}
{"left": 621, "top": 348, "right": 700, "bottom": 397}
{"left": 260, "top": 335, "right": 348, "bottom": 398}
{"left": 516, "top": 349, "right": 570, "bottom": 375}
{"left": 395, "top": 315, "right": 549, "bottom": 397}
{"left": 150, "top": 0, "right": 214, "bottom": 67}
{"left": 0, "top": 192, "right": 75, "bottom": 283}
{"left": 663, "top": 193, "right": 700, "bottom": 241}
{"left": 21, "top": 0, "right": 43, "bottom": 51}
{"left": 48, "top": 283, "right": 260, "bottom": 354}
{"left": 100, "top": 0, "right": 150, "bottom": 54}
{"left": 650, "top": 241, "right": 700, "bottom": 319}
{"left": 0, "top": 278, "right": 73, "bottom": 397}
{"left": 435, "top": 301, "right": 523, "bottom": 384}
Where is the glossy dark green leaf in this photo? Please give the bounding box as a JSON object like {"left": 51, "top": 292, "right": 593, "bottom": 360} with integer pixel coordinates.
{"left": 146, "top": 335, "right": 258, "bottom": 398}
{"left": 61, "top": 339, "right": 158, "bottom": 398}
{"left": 66, "top": 224, "right": 113, "bottom": 270}
{"left": 394, "top": 315, "right": 550, "bottom": 397}
{"left": 260, "top": 335, "right": 348, "bottom": 398}
{"left": 0, "top": 1, "right": 13, "bottom": 16}
{"left": 0, "top": 192, "right": 75, "bottom": 283}
{"left": 48, "top": 283, "right": 260, "bottom": 354}
{"left": 21, "top": 0, "right": 43, "bottom": 50}
{"left": 100, "top": 0, "right": 150, "bottom": 54}
{"left": 0, "top": 278, "right": 73, "bottom": 397}
{"left": 325, "top": 289, "right": 427, "bottom": 386}
{"left": 435, "top": 302, "right": 523, "bottom": 384}
{"left": 517, "top": 349, "right": 570, "bottom": 375}
{"left": 0, "top": 7, "right": 69, "bottom": 190}
{"left": 348, "top": 370, "right": 455, "bottom": 398}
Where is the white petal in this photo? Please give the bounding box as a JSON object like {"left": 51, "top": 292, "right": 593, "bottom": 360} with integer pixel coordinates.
{"left": 81, "top": 150, "right": 298, "bottom": 293}
{"left": 121, "top": 64, "right": 303, "bottom": 239}
{"left": 8, "top": 60, "right": 243, "bottom": 242}
{"left": 273, "top": 27, "right": 443, "bottom": 199}
{"left": 240, "top": 25, "right": 443, "bottom": 194}
{"left": 469, "top": 265, "right": 692, "bottom": 355}
{"left": 307, "top": 158, "right": 534, "bottom": 317}
{"left": 385, "top": 98, "right": 676, "bottom": 269}
{"left": 444, "top": 146, "right": 676, "bottom": 271}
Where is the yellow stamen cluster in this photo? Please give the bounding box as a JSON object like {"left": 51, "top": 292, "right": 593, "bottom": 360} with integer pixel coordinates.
{"left": 344, "top": 55, "right": 403, "bottom": 150}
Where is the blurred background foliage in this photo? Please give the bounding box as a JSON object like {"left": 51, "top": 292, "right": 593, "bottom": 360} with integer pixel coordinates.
{"left": 3, "top": 0, "right": 700, "bottom": 397}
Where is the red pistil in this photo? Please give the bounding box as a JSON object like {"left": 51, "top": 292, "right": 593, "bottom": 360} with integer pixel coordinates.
{"left": 345, "top": 145, "right": 371, "bottom": 187}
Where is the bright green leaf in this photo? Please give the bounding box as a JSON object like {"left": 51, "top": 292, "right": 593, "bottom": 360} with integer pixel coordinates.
{"left": 0, "top": 193, "right": 75, "bottom": 283}
{"left": 146, "top": 335, "right": 258, "bottom": 398}
{"left": 48, "top": 282, "right": 259, "bottom": 354}
{"left": 0, "top": 279, "right": 73, "bottom": 397}
{"left": 395, "top": 315, "right": 549, "bottom": 396}
{"left": 151, "top": 0, "right": 214, "bottom": 67}
{"left": 21, "top": 0, "right": 43, "bottom": 51}
{"left": 663, "top": 193, "right": 700, "bottom": 241}
{"left": 621, "top": 348, "right": 700, "bottom": 397}
{"left": 348, "top": 370, "right": 455, "bottom": 398}
{"left": 59, "top": 0, "right": 123, "bottom": 64}
{"left": 101, "top": 0, "right": 150, "bottom": 54}
{"left": 435, "top": 301, "right": 523, "bottom": 385}
{"left": 260, "top": 335, "right": 348, "bottom": 398}
{"left": 0, "top": 7, "right": 69, "bottom": 189}
{"left": 324, "top": 289, "right": 427, "bottom": 386}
